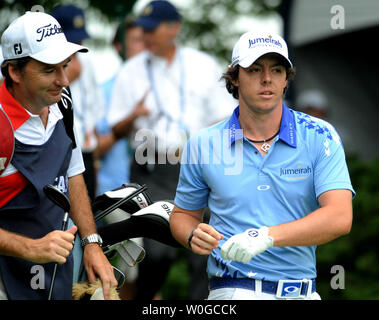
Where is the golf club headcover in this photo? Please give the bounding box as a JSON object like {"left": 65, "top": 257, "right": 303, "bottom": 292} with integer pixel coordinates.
{"left": 92, "top": 183, "right": 152, "bottom": 224}
{"left": 57, "top": 87, "right": 77, "bottom": 148}
{"left": 98, "top": 201, "right": 181, "bottom": 248}
{"left": 0, "top": 107, "right": 15, "bottom": 176}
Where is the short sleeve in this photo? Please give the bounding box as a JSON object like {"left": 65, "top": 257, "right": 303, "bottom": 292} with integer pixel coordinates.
{"left": 313, "top": 122, "right": 355, "bottom": 198}
{"left": 174, "top": 135, "right": 210, "bottom": 210}
{"left": 67, "top": 126, "right": 85, "bottom": 177}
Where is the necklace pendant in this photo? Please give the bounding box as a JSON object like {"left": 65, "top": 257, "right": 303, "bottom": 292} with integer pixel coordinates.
{"left": 261, "top": 142, "right": 270, "bottom": 153}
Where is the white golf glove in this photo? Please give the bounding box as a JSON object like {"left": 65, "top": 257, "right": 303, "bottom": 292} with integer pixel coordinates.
{"left": 221, "top": 227, "right": 274, "bottom": 264}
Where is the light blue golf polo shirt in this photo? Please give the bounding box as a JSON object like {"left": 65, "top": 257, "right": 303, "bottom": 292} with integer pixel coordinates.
{"left": 174, "top": 104, "right": 355, "bottom": 281}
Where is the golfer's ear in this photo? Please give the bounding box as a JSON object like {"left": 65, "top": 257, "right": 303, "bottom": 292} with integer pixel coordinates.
{"left": 8, "top": 64, "right": 22, "bottom": 84}
{"left": 228, "top": 66, "right": 239, "bottom": 87}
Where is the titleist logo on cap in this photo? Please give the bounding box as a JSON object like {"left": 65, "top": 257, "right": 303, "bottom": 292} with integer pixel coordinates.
{"left": 36, "top": 23, "right": 63, "bottom": 42}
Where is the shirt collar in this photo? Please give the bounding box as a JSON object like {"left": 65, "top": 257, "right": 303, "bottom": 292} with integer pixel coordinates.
{"left": 279, "top": 104, "right": 297, "bottom": 148}
{"left": 147, "top": 45, "right": 181, "bottom": 65}
{"left": 0, "top": 82, "right": 31, "bottom": 130}
{"left": 227, "top": 106, "right": 243, "bottom": 146}
{"left": 227, "top": 104, "right": 297, "bottom": 148}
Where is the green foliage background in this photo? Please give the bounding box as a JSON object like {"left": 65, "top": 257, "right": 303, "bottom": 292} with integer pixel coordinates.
{"left": 0, "top": 0, "right": 281, "bottom": 65}
{"left": 316, "top": 154, "right": 379, "bottom": 300}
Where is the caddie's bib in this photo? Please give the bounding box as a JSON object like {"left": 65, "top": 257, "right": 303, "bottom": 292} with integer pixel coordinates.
{"left": 0, "top": 119, "right": 73, "bottom": 300}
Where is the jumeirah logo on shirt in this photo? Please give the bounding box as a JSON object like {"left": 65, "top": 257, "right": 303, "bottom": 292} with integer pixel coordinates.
{"left": 280, "top": 164, "right": 312, "bottom": 180}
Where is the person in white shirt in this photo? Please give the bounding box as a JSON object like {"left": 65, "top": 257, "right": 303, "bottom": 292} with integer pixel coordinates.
{"left": 0, "top": 11, "right": 117, "bottom": 300}
{"left": 107, "top": 0, "right": 235, "bottom": 300}
{"left": 96, "top": 18, "right": 146, "bottom": 300}
{"left": 51, "top": 5, "right": 106, "bottom": 202}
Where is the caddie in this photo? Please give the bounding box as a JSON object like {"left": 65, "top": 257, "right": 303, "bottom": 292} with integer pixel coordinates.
{"left": 0, "top": 11, "right": 117, "bottom": 300}
{"left": 170, "top": 30, "right": 355, "bottom": 300}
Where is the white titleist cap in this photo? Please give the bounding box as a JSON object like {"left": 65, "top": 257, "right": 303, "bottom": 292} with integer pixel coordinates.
{"left": 1, "top": 11, "right": 88, "bottom": 65}
{"left": 231, "top": 31, "right": 292, "bottom": 68}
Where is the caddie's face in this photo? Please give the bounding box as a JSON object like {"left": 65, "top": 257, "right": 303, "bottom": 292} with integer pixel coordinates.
{"left": 11, "top": 58, "right": 70, "bottom": 111}
{"left": 234, "top": 54, "right": 287, "bottom": 114}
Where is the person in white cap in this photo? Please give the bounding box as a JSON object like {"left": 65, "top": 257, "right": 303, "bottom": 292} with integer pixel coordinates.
{"left": 0, "top": 11, "right": 117, "bottom": 300}
{"left": 108, "top": 0, "right": 235, "bottom": 300}
{"left": 51, "top": 5, "right": 107, "bottom": 203}
{"left": 296, "top": 88, "right": 328, "bottom": 119}
{"left": 170, "top": 31, "right": 355, "bottom": 300}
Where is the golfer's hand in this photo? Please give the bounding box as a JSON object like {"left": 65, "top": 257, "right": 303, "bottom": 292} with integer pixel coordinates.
{"left": 189, "top": 223, "right": 224, "bottom": 255}
{"left": 83, "top": 244, "right": 118, "bottom": 300}
{"left": 221, "top": 227, "right": 274, "bottom": 264}
{"left": 27, "top": 225, "right": 77, "bottom": 264}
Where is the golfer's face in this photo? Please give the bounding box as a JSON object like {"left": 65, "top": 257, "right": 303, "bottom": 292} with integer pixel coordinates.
{"left": 17, "top": 58, "right": 70, "bottom": 110}
{"left": 236, "top": 54, "right": 287, "bottom": 114}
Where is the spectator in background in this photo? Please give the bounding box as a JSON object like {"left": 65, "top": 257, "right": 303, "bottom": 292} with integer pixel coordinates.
{"left": 96, "top": 19, "right": 145, "bottom": 196}
{"left": 51, "top": 5, "right": 106, "bottom": 202}
{"left": 107, "top": 0, "right": 235, "bottom": 300}
{"left": 296, "top": 88, "right": 352, "bottom": 150}
{"left": 296, "top": 89, "right": 328, "bottom": 119}
{"left": 96, "top": 19, "right": 145, "bottom": 300}
{"left": 113, "top": 19, "right": 146, "bottom": 62}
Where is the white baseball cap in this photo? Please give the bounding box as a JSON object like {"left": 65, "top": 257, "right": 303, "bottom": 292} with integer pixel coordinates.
{"left": 231, "top": 31, "right": 292, "bottom": 68}
{"left": 1, "top": 11, "right": 88, "bottom": 65}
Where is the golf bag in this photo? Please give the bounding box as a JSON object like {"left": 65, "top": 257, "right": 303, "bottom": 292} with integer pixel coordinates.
{"left": 72, "top": 182, "right": 181, "bottom": 296}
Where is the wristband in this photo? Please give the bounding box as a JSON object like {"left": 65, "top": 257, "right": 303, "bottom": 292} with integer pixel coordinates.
{"left": 187, "top": 229, "right": 195, "bottom": 249}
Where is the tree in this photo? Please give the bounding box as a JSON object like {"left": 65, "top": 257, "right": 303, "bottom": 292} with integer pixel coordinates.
{"left": 178, "top": 0, "right": 283, "bottom": 64}
{"left": 0, "top": 0, "right": 137, "bottom": 34}
{"left": 0, "top": 0, "right": 283, "bottom": 64}
{"left": 316, "top": 154, "right": 379, "bottom": 299}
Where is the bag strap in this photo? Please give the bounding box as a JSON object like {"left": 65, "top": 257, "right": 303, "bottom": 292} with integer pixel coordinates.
{"left": 0, "top": 107, "right": 15, "bottom": 175}
{"left": 57, "top": 86, "right": 77, "bottom": 149}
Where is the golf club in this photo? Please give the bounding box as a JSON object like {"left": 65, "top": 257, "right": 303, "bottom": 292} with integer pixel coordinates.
{"left": 94, "top": 184, "right": 148, "bottom": 222}
{"left": 43, "top": 184, "right": 71, "bottom": 300}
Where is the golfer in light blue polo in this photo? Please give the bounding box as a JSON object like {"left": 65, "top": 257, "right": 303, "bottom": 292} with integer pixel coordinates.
{"left": 169, "top": 31, "right": 355, "bottom": 300}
